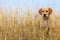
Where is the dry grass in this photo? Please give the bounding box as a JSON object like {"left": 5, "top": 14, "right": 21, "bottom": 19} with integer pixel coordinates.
{"left": 0, "top": 9, "right": 60, "bottom": 40}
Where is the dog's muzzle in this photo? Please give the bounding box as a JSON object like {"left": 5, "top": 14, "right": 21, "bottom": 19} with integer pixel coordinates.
{"left": 44, "top": 14, "right": 46, "bottom": 17}
{"left": 43, "top": 14, "right": 48, "bottom": 20}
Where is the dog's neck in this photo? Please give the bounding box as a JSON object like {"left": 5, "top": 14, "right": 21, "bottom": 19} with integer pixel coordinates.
{"left": 43, "top": 19, "right": 48, "bottom": 27}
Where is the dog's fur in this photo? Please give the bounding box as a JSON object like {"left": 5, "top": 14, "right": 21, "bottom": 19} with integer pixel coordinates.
{"left": 38, "top": 7, "right": 59, "bottom": 34}
{"left": 38, "top": 8, "right": 59, "bottom": 39}
{"left": 38, "top": 7, "right": 53, "bottom": 31}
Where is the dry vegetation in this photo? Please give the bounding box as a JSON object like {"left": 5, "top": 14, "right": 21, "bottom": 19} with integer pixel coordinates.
{"left": 0, "top": 8, "right": 60, "bottom": 40}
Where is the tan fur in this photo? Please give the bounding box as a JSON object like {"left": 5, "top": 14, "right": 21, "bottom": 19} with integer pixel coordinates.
{"left": 38, "top": 7, "right": 60, "bottom": 40}
{"left": 38, "top": 7, "right": 53, "bottom": 31}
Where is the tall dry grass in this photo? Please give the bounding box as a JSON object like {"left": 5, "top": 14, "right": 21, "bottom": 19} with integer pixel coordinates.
{"left": 0, "top": 8, "right": 60, "bottom": 40}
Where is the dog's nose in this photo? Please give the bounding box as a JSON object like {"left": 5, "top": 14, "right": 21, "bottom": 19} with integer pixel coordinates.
{"left": 44, "top": 14, "right": 46, "bottom": 17}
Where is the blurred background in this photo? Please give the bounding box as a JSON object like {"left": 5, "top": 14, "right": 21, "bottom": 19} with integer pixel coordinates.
{"left": 0, "top": 0, "right": 60, "bottom": 16}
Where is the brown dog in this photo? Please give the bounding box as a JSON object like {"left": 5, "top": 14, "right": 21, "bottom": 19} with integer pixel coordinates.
{"left": 38, "top": 7, "right": 53, "bottom": 28}
{"left": 38, "top": 7, "right": 53, "bottom": 39}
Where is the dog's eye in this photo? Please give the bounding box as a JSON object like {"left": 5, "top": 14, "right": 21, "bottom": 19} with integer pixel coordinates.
{"left": 42, "top": 11, "right": 44, "bottom": 12}
{"left": 46, "top": 10, "right": 48, "bottom": 12}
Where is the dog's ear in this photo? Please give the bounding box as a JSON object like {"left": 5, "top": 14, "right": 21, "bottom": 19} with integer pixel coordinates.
{"left": 38, "top": 8, "right": 42, "bottom": 15}
{"left": 48, "top": 8, "right": 53, "bottom": 15}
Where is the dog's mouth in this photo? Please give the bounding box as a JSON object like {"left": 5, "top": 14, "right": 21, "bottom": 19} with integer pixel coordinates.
{"left": 43, "top": 17, "right": 48, "bottom": 20}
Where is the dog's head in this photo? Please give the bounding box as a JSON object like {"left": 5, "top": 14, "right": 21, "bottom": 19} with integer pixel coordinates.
{"left": 38, "top": 7, "right": 53, "bottom": 19}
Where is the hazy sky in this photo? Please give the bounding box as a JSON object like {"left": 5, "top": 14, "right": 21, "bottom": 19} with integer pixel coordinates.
{"left": 0, "top": 0, "right": 60, "bottom": 8}
{"left": 0, "top": 0, "right": 60, "bottom": 15}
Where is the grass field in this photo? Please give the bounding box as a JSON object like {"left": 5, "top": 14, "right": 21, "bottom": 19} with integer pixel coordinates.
{"left": 0, "top": 9, "right": 60, "bottom": 40}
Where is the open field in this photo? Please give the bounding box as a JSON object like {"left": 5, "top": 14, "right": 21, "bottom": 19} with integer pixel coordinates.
{"left": 0, "top": 9, "right": 60, "bottom": 40}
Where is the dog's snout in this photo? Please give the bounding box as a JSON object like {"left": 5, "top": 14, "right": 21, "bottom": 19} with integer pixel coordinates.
{"left": 44, "top": 14, "right": 46, "bottom": 17}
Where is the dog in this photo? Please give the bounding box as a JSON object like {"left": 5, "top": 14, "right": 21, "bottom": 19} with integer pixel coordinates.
{"left": 38, "top": 7, "right": 53, "bottom": 39}
{"left": 38, "top": 7, "right": 60, "bottom": 40}
{"left": 38, "top": 7, "right": 53, "bottom": 30}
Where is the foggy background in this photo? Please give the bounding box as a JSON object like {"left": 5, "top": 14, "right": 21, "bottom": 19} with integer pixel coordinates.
{"left": 0, "top": 0, "right": 60, "bottom": 16}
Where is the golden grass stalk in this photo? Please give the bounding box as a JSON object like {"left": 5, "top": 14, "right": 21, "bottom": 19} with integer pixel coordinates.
{"left": 0, "top": 8, "right": 60, "bottom": 40}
